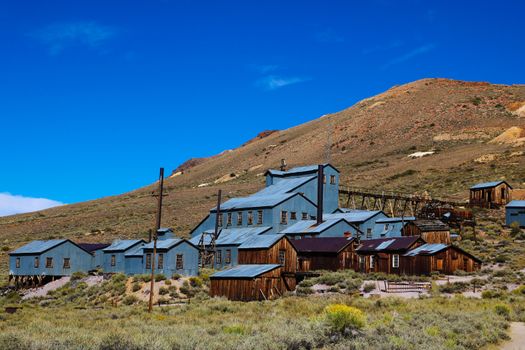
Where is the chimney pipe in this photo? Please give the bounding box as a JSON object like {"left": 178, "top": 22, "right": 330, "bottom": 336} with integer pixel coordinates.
{"left": 317, "top": 164, "right": 324, "bottom": 225}
{"left": 280, "top": 159, "right": 287, "bottom": 171}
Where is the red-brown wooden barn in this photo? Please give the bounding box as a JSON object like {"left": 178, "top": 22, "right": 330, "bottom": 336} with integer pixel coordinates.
{"left": 290, "top": 237, "right": 357, "bottom": 272}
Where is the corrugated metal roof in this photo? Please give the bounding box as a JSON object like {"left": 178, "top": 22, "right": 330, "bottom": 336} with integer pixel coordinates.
{"left": 470, "top": 180, "right": 509, "bottom": 190}
{"left": 143, "top": 238, "right": 184, "bottom": 250}
{"left": 210, "top": 264, "right": 281, "bottom": 278}
{"left": 103, "top": 239, "right": 144, "bottom": 252}
{"left": 290, "top": 237, "right": 355, "bottom": 253}
{"left": 78, "top": 243, "right": 111, "bottom": 252}
{"left": 267, "top": 163, "right": 339, "bottom": 177}
{"left": 411, "top": 219, "right": 449, "bottom": 231}
{"left": 280, "top": 218, "right": 348, "bottom": 234}
{"left": 216, "top": 227, "right": 272, "bottom": 245}
{"left": 506, "top": 200, "right": 525, "bottom": 208}
{"left": 404, "top": 243, "right": 448, "bottom": 256}
{"left": 125, "top": 245, "right": 145, "bottom": 257}
{"left": 357, "top": 236, "right": 420, "bottom": 252}
{"left": 326, "top": 211, "right": 382, "bottom": 223}
{"left": 189, "top": 231, "right": 214, "bottom": 246}
{"left": 10, "top": 239, "right": 67, "bottom": 255}
{"left": 216, "top": 193, "right": 297, "bottom": 211}
{"left": 376, "top": 217, "right": 416, "bottom": 223}
{"left": 253, "top": 176, "right": 315, "bottom": 197}
{"left": 238, "top": 234, "right": 285, "bottom": 249}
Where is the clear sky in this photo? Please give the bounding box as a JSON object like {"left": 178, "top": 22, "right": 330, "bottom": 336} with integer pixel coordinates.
{"left": 1, "top": 0, "right": 524, "bottom": 215}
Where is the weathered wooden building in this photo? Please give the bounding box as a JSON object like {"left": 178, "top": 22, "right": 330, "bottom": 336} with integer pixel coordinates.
{"left": 402, "top": 219, "right": 451, "bottom": 244}
{"left": 402, "top": 243, "right": 482, "bottom": 275}
{"left": 506, "top": 200, "right": 525, "bottom": 228}
{"left": 356, "top": 236, "right": 424, "bottom": 274}
{"left": 210, "top": 264, "right": 284, "bottom": 301}
{"left": 290, "top": 237, "right": 357, "bottom": 271}
{"left": 469, "top": 180, "right": 512, "bottom": 208}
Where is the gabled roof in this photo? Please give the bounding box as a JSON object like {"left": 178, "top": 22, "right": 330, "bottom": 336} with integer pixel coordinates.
{"left": 326, "top": 210, "right": 384, "bottom": 224}
{"left": 376, "top": 217, "right": 416, "bottom": 224}
{"left": 409, "top": 219, "right": 449, "bottom": 232}
{"left": 103, "top": 239, "right": 145, "bottom": 252}
{"left": 254, "top": 176, "right": 316, "bottom": 197}
{"left": 210, "top": 264, "right": 281, "bottom": 279}
{"left": 404, "top": 243, "right": 482, "bottom": 263}
{"left": 213, "top": 192, "right": 314, "bottom": 211}
{"left": 238, "top": 234, "right": 286, "bottom": 249}
{"left": 265, "top": 163, "right": 340, "bottom": 177}
{"left": 143, "top": 238, "right": 196, "bottom": 251}
{"left": 216, "top": 227, "right": 272, "bottom": 246}
{"left": 357, "top": 236, "right": 421, "bottom": 253}
{"left": 124, "top": 245, "right": 145, "bottom": 257}
{"left": 290, "top": 237, "right": 355, "bottom": 254}
{"left": 470, "top": 180, "right": 512, "bottom": 190}
{"left": 10, "top": 239, "right": 93, "bottom": 256}
{"left": 78, "top": 243, "right": 111, "bottom": 253}
{"left": 506, "top": 200, "right": 525, "bottom": 208}
{"left": 280, "top": 217, "right": 358, "bottom": 235}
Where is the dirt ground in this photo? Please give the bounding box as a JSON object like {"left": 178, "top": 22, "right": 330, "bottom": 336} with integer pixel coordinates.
{"left": 500, "top": 322, "right": 525, "bottom": 350}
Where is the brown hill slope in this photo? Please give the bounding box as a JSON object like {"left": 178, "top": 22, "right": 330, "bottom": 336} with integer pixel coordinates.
{"left": 1, "top": 78, "right": 525, "bottom": 256}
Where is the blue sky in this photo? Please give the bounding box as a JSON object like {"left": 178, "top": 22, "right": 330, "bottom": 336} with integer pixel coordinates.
{"left": 1, "top": 0, "right": 524, "bottom": 214}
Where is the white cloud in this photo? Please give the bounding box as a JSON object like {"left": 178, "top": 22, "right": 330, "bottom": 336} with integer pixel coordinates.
{"left": 255, "top": 75, "right": 310, "bottom": 90}
{"left": 0, "top": 193, "right": 64, "bottom": 217}
{"left": 32, "top": 21, "right": 117, "bottom": 55}
{"left": 382, "top": 43, "right": 436, "bottom": 69}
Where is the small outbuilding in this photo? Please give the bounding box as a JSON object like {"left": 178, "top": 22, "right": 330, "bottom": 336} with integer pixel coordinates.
{"left": 469, "top": 180, "right": 512, "bottom": 208}
{"left": 209, "top": 264, "right": 284, "bottom": 301}
{"left": 102, "top": 239, "right": 145, "bottom": 274}
{"left": 402, "top": 243, "right": 482, "bottom": 275}
{"left": 402, "top": 219, "right": 451, "bottom": 244}
{"left": 506, "top": 200, "right": 525, "bottom": 228}
{"left": 290, "top": 237, "right": 357, "bottom": 272}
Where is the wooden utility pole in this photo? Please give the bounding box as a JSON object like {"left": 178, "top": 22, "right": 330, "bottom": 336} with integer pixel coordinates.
{"left": 211, "top": 190, "right": 222, "bottom": 269}
{"left": 148, "top": 167, "right": 165, "bottom": 313}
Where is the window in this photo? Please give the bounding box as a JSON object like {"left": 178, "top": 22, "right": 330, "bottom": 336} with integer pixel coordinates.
{"left": 34, "top": 257, "right": 39, "bottom": 268}
{"left": 225, "top": 249, "right": 231, "bottom": 264}
{"left": 237, "top": 212, "right": 243, "bottom": 225}
{"left": 280, "top": 211, "right": 288, "bottom": 224}
{"left": 323, "top": 175, "right": 326, "bottom": 184}
{"left": 176, "top": 254, "right": 184, "bottom": 270}
{"left": 392, "top": 254, "right": 399, "bottom": 268}
{"left": 366, "top": 228, "right": 372, "bottom": 239}
{"left": 384, "top": 224, "right": 389, "bottom": 230}
{"left": 436, "top": 258, "right": 443, "bottom": 271}
{"left": 63, "top": 258, "right": 71, "bottom": 269}
{"left": 46, "top": 257, "right": 53, "bottom": 268}
{"left": 111, "top": 255, "right": 116, "bottom": 266}
{"left": 217, "top": 213, "right": 223, "bottom": 227}
{"left": 227, "top": 212, "right": 232, "bottom": 226}
{"left": 302, "top": 212, "right": 308, "bottom": 220}
{"left": 370, "top": 256, "right": 375, "bottom": 269}
{"left": 278, "top": 250, "right": 286, "bottom": 265}
{"left": 145, "top": 254, "right": 152, "bottom": 269}
{"left": 158, "top": 253, "right": 164, "bottom": 269}
{"left": 257, "top": 210, "right": 263, "bottom": 224}
{"left": 290, "top": 212, "right": 297, "bottom": 220}
{"left": 216, "top": 250, "right": 222, "bottom": 264}
{"left": 330, "top": 175, "right": 336, "bottom": 184}
{"left": 15, "top": 258, "right": 20, "bottom": 268}
{"left": 247, "top": 211, "right": 253, "bottom": 225}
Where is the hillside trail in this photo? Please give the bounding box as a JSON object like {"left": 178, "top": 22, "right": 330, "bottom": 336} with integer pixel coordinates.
{"left": 501, "top": 322, "right": 525, "bottom": 350}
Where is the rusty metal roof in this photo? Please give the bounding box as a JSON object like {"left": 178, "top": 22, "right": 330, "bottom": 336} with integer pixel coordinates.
{"left": 357, "top": 236, "right": 421, "bottom": 252}
{"left": 290, "top": 237, "right": 355, "bottom": 253}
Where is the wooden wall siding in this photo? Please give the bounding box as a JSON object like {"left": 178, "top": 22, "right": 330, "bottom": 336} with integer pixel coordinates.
{"left": 421, "top": 231, "right": 451, "bottom": 244}
{"left": 297, "top": 244, "right": 356, "bottom": 272}
{"left": 470, "top": 183, "right": 511, "bottom": 208}
{"left": 400, "top": 247, "right": 481, "bottom": 275}
{"left": 210, "top": 267, "right": 285, "bottom": 301}
{"left": 238, "top": 238, "right": 297, "bottom": 273}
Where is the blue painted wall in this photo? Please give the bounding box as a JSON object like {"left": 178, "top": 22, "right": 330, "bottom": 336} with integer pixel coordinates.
{"left": 213, "top": 244, "right": 238, "bottom": 269}
{"left": 372, "top": 221, "right": 409, "bottom": 239}
{"left": 102, "top": 242, "right": 144, "bottom": 274}
{"left": 125, "top": 255, "right": 144, "bottom": 275}
{"left": 506, "top": 206, "right": 525, "bottom": 227}
{"left": 9, "top": 241, "right": 94, "bottom": 276}
{"left": 272, "top": 195, "right": 317, "bottom": 232}
{"left": 142, "top": 241, "right": 199, "bottom": 277}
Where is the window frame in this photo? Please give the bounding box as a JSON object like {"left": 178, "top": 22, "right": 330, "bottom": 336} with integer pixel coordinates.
{"left": 392, "top": 254, "right": 400, "bottom": 268}
{"left": 145, "top": 253, "right": 152, "bottom": 269}
{"left": 63, "top": 257, "right": 71, "bottom": 269}
{"left": 278, "top": 250, "right": 286, "bottom": 266}
{"left": 15, "top": 257, "right": 20, "bottom": 268}
{"left": 34, "top": 257, "right": 40, "bottom": 268}
{"left": 217, "top": 213, "right": 223, "bottom": 227}
{"left": 110, "top": 254, "right": 116, "bottom": 267}
{"left": 257, "top": 210, "right": 263, "bottom": 225}
{"left": 225, "top": 249, "right": 231, "bottom": 264}
{"left": 227, "top": 212, "right": 232, "bottom": 226}
{"left": 247, "top": 211, "right": 253, "bottom": 225}
{"left": 290, "top": 212, "right": 297, "bottom": 220}
{"left": 302, "top": 212, "right": 308, "bottom": 220}
{"left": 237, "top": 212, "right": 243, "bottom": 225}
{"left": 330, "top": 175, "right": 336, "bottom": 184}
{"left": 280, "top": 211, "right": 288, "bottom": 225}
{"left": 45, "top": 257, "right": 53, "bottom": 268}
{"left": 370, "top": 255, "right": 375, "bottom": 269}
{"left": 216, "top": 250, "right": 222, "bottom": 264}
{"left": 158, "top": 253, "right": 164, "bottom": 269}
{"left": 366, "top": 228, "right": 372, "bottom": 239}
{"left": 176, "top": 254, "right": 184, "bottom": 270}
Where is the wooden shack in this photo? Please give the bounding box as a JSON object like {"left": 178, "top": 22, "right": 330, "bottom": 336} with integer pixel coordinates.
{"left": 469, "top": 180, "right": 512, "bottom": 208}
{"left": 402, "top": 219, "right": 451, "bottom": 244}
{"left": 209, "top": 264, "right": 284, "bottom": 301}
{"left": 401, "top": 243, "right": 482, "bottom": 275}
{"left": 290, "top": 237, "right": 357, "bottom": 271}
{"left": 356, "top": 236, "right": 424, "bottom": 274}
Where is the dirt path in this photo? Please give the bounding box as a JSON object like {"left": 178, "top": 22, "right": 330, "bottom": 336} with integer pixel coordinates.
{"left": 501, "top": 322, "right": 525, "bottom": 350}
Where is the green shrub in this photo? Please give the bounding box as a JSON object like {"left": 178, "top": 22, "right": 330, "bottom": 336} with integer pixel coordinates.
{"left": 99, "top": 334, "right": 142, "bottom": 350}
{"left": 71, "top": 271, "right": 87, "bottom": 281}
{"left": 171, "top": 273, "right": 181, "bottom": 280}
{"left": 510, "top": 221, "right": 522, "bottom": 237}
{"left": 315, "top": 272, "right": 346, "bottom": 286}
{"left": 495, "top": 255, "right": 508, "bottom": 263}
{"left": 1, "top": 246, "right": 11, "bottom": 252}
{"left": 299, "top": 279, "right": 314, "bottom": 287}
{"left": 439, "top": 282, "right": 470, "bottom": 294}
{"left": 133, "top": 274, "right": 151, "bottom": 283}
{"left": 223, "top": 324, "right": 247, "bottom": 335}
{"left": 189, "top": 276, "right": 203, "bottom": 288}
{"left": 164, "top": 279, "right": 172, "bottom": 286}
{"left": 159, "top": 287, "right": 169, "bottom": 295}
{"left": 512, "top": 285, "right": 525, "bottom": 295}
{"left": 482, "top": 289, "right": 504, "bottom": 299}
{"left": 363, "top": 282, "right": 376, "bottom": 293}
{"left": 154, "top": 274, "right": 166, "bottom": 282}
{"left": 324, "top": 304, "right": 366, "bottom": 333}
{"left": 494, "top": 304, "right": 511, "bottom": 320}
{"left": 111, "top": 273, "right": 127, "bottom": 283}
{"left": 132, "top": 282, "right": 141, "bottom": 292}
{"left": 121, "top": 295, "right": 139, "bottom": 305}
{"left": 296, "top": 286, "right": 314, "bottom": 295}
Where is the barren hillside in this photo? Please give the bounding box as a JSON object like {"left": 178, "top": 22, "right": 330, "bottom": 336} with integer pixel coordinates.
{"left": 1, "top": 78, "right": 525, "bottom": 258}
